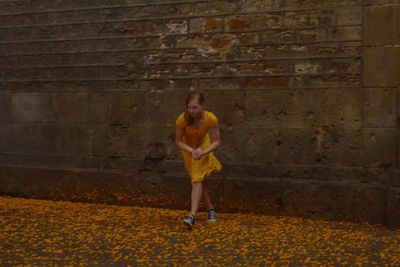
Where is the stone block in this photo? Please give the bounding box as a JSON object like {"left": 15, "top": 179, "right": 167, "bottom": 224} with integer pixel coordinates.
{"left": 317, "top": 0, "right": 361, "bottom": 7}
{"left": 88, "top": 21, "right": 137, "bottom": 37}
{"left": 3, "top": 67, "right": 48, "bottom": 80}
{"left": 0, "top": 1, "right": 29, "bottom": 15}
{"left": 0, "top": 166, "right": 21, "bottom": 194}
{"left": 261, "top": 60, "right": 292, "bottom": 75}
{"left": 301, "top": 73, "right": 338, "bottom": 90}
{"left": 4, "top": 55, "right": 56, "bottom": 68}
{"left": 190, "top": 18, "right": 223, "bottom": 33}
{"left": 283, "top": 11, "right": 311, "bottom": 28}
{"left": 107, "top": 125, "right": 150, "bottom": 159}
{"left": 108, "top": 125, "right": 134, "bottom": 158}
{"left": 28, "top": 124, "right": 64, "bottom": 155}
{"left": 220, "top": 177, "right": 284, "bottom": 214}
{"left": 196, "top": 78, "right": 242, "bottom": 91}
{"left": 363, "top": 47, "right": 398, "bottom": 87}
{"left": 143, "top": 125, "right": 177, "bottom": 162}
{"left": 0, "top": 93, "right": 11, "bottom": 123}
{"left": 325, "top": 88, "right": 362, "bottom": 128}
{"left": 159, "top": 3, "right": 193, "bottom": 17}
{"left": 278, "top": 181, "right": 355, "bottom": 221}
{"left": 248, "top": 15, "right": 268, "bottom": 30}
{"left": 63, "top": 125, "right": 90, "bottom": 156}
{"left": 142, "top": 20, "right": 165, "bottom": 36}
{"left": 260, "top": 30, "right": 296, "bottom": 44}
{"left": 3, "top": 124, "right": 62, "bottom": 155}
{"left": 22, "top": 41, "right": 52, "bottom": 55}
{"left": 336, "top": 7, "right": 361, "bottom": 25}
{"left": 95, "top": 158, "right": 143, "bottom": 175}
{"left": 90, "top": 125, "right": 108, "bottom": 157}
{"left": 363, "top": 5, "right": 399, "bottom": 45}
{"left": 156, "top": 159, "right": 186, "bottom": 175}
{"left": 76, "top": 9, "right": 102, "bottom": 23}
{"left": 223, "top": 162, "right": 360, "bottom": 182}
{"left": 362, "top": 128, "right": 397, "bottom": 169}
{"left": 0, "top": 152, "right": 21, "bottom": 166}
{"left": 388, "top": 188, "right": 400, "bottom": 228}
{"left": 246, "top": 90, "right": 327, "bottom": 128}
{"left": 32, "top": 0, "right": 87, "bottom": 10}
{"left": 6, "top": 154, "right": 82, "bottom": 169}
{"left": 307, "top": 43, "right": 336, "bottom": 56}
{"left": 210, "top": 1, "right": 238, "bottom": 13}
{"left": 326, "top": 26, "right": 361, "bottom": 41}
{"left": 73, "top": 170, "right": 191, "bottom": 210}
{"left": 53, "top": 93, "right": 89, "bottom": 123}
{"left": 12, "top": 93, "right": 54, "bottom": 123}
{"left": 204, "top": 90, "right": 245, "bottom": 126}
{"left": 0, "top": 124, "right": 12, "bottom": 153}
{"left": 284, "top": 0, "right": 317, "bottom": 8}
{"left": 238, "top": 0, "right": 273, "bottom": 12}
{"left": 110, "top": 91, "right": 147, "bottom": 125}
{"left": 50, "top": 40, "right": 80, "bottom": 54}
{"left": 321, "top": 58, "right": 361, "bottom": 75}
{"left": 363, "top": 88, "right": 397, "bottom": 128}
{"left": 360, "top": 168, "right": 400, "bottom": 186}
{"left": 49, "top": 66, "right": 106, "bottom": 80}
{"left": 364, "top": 0, "right": 400, "bottom": 4}
{"left": 89, "top": 92, "right": 110, "bottom": 124}
{"left": 354, "top": 185, "right": 388, "bottom": 225}
{"left": 49, "top": 10, "right": 98, "bottom": 24}
{"left": 311, "top": 9, "right": 335, "bottom": 26}
{"left": 225, "top": 16, "right": 251, "bottom": 31}
{"left": 259, "top": 13, "right": 281, "bottom": 29}
{"left": 277, "top": 127, "right": 318, "bottom": 165}
{"left": 0, "top": 28, "right": 9, "bottom": 41}
{"left": 11, "top": 167, "right": 79, "bottom": 199}
{"left": 219, "top": 126, "right": 279, "bottom": 163}
{"left": 4, "top": 124, "right": 30, "bottom": 153}
{"left": 0, "top": 16, "right": 9, "bottom": 26}
{"left": 296, "top": 29, "right": 318, "bottom": 42}
{"left": 30, "top": 25, "right": 58, "bottom": 39}
{"left": 221, "top": 178, "right": 356, "bottom": 222}
{"left": 146, "top": 90, "right": 187, "bottom": 126}
{"left": 318, "top": 127, "right": 362, "bottom": 166}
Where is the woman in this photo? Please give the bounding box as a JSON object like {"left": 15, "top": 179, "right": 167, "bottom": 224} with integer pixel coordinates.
{"left": 175, "top": 91, "right": 222, "bottom": 229}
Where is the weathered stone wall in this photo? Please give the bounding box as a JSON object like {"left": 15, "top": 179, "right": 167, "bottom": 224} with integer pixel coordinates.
{"left": 0, "top": 0, "right": 399, "bottom": 226}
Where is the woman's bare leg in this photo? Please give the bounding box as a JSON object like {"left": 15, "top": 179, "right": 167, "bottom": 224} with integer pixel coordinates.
{"left": 202, "top": 182, "right": 214, "bottom": 211}
{"left": 190, "top": 181, "right": 202, "bottom": 216}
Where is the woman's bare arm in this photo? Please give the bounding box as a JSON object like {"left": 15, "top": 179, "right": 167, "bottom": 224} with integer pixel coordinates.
{"left": 193, "top": 123, "right": 221, "bottom": 158}
{"left": 175, "top": 126, "right": 194, "bottom": 153}
{"left": 203, "top": 123, "right": 221, "bottom": 154}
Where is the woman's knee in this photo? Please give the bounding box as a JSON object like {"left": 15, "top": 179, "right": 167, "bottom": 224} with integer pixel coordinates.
{"left": 192, "top": 181, "right": 202, "bottom": 187}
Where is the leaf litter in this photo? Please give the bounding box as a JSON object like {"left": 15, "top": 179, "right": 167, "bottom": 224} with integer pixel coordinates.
{"left": 0, "top": 196, "right": 399, "bottom": 266}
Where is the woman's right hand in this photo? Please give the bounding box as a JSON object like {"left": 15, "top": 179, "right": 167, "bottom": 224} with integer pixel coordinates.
{"left": 191, "top": 148, "right": 204, "bottom": 160}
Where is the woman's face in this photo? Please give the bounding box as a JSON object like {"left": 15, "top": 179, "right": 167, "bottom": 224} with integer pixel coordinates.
{"left": 187, "top": 100, "right": 204, "bottom": 118}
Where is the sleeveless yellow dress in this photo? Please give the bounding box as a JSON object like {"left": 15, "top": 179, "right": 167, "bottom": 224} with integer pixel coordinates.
{"left": 176, "top": 111, "right": 222, "bottom": 182}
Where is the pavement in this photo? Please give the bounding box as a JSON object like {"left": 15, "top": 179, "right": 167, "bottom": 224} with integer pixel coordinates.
{"left": 0, "top": 195, "right": 399, "bottom": 266}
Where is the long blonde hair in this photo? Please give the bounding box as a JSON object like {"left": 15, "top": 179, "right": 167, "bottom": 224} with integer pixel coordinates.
{"left": 184, "top": 91, "right": 205, "bottom": 125}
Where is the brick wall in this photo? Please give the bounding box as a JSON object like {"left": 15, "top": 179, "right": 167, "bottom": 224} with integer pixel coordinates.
{"left": 0, "top": 0, "right": 399, "bottom": 226}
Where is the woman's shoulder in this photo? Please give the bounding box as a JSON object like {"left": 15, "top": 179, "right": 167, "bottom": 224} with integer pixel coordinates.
{"left": 205, "top": 111, "right": 218, "bottom": 126}
{"left": 205, "top": 110, "right": 217, "bottom": 118}
{"left": 176, "top": 112, "right": 186, "bottom": 127}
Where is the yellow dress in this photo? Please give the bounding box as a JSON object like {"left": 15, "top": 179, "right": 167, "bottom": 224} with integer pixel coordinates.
{"left": 176, "top": 111, "right": 222, "bottom": 182}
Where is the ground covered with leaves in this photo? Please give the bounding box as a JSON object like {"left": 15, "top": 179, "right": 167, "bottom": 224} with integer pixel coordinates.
{"left": 0, "top": 196, "right": 399, "bottom": 266}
